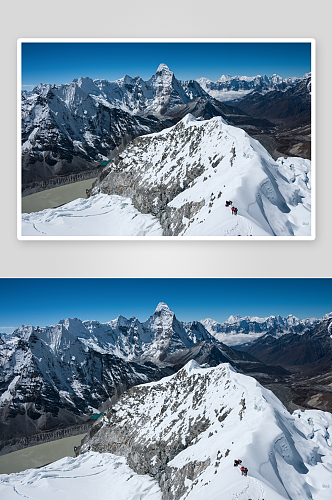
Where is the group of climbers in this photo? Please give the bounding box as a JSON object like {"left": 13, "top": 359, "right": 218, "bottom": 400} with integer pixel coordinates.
{"left": 225, "top": 200, "right": 238, "bottom": 215}
{"left": 234, "top": 459, "right": 248, "bottom": 476}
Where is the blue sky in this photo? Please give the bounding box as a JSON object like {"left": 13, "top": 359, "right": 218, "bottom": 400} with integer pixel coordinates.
{"left": 0, "top": 279, "right": 330, "bottom": 333}
{"left": 21, "top": 41, "right": 312, "bottom": 89}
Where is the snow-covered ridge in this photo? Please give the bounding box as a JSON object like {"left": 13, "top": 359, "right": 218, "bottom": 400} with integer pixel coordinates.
{"left": 0, "top": 452, "right": 163, "bottom": 500}
{"left": 79, "top": 361, "right": 332, "bottom": 500}
{"left": 86, "top": 113, "right": 311, "bottom": 237}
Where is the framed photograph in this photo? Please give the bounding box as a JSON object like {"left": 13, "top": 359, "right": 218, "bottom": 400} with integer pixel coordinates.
{"left": 1, "top": 277, "right": 331, "bottom": 500}
{"left": 18, "top": 38, "right": 315, "bottom": 240}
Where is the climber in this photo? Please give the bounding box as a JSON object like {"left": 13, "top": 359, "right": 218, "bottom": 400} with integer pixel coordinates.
{"left": 234, "top": 459, "right": 242, "bottom": 466}
{"left": 225, "top": 200, "right": 230, "bottom": 207}
{"left": 231, "top": 206, "right": 235, "bottom": 215}
{"left": 234, "top": 207, "right": 238, "bottom": 216}
{"left": 242, "top": 467, "right": 248, "bottom": 476}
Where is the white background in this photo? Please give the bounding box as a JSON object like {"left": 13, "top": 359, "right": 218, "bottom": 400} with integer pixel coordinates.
{"left": 1, "top": 0, "right": 331, "bottom": 278}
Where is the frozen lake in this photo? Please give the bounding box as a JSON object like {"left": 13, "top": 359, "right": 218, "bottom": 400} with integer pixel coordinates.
{"left": 22, "top": 179, "right": 97, "bottom": 214}
{"left": 0, "top": 433, "right": 86, "bottom": 474}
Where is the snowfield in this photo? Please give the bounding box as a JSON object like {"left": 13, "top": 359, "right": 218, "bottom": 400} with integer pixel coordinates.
{"left": 21, "top": 115, "right": 312, "bottom": 239}
{"left": 0, "top": 362, "right": 331, "bottom": 500}
{"left": 22, "top": 194, "right": 162, "bottom": 237}
{"left": 0, "top": 452, "right": 162, "bottom": 500}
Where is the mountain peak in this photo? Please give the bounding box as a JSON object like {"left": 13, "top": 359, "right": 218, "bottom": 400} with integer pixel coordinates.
{"left": 225, "top": 314, "right": 241, "bottom": 323}
{"left": 154, "top": 302, "right": 172, "bottom": 314}
{"left": 156, "top": 63, "right": 173, "bottom": 75}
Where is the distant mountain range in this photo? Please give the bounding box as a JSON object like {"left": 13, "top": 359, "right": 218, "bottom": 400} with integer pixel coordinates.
{"left": 233, "top": 74, "right": 311, "bottom": 128}
{"left": 196, "top": 73, "right": 303, "bottom": 102}
{"left": 201, "top": 311, "right": 324, "bottom": 346}
{"left": 21, "top": 64, "right": 310, "bottom": 189}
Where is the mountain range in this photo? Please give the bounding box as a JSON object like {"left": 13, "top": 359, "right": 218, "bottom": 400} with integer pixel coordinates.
{"left": 201, "top": 312, "right": 324, "bottom": 346}
{"left": 233, "top": 74, "right": 311, "bottom": 127}
{"left": 2, "top": 302, "right": 332, "bottom": 446}
{"left": 21, "top": 64, "right": 309, "bottom": 190}
{"left": 0, "top": 303, "right": 264, "bottom": 443}
{"left": 197, "top": 73, "right": 302, "bottom": 102}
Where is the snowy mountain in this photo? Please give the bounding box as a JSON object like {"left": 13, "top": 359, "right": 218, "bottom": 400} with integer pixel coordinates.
{"left": 21, "top": 85, "right": 175, "bottom": 185}
{"left": 78, "top": 63, "right": 209, "bottom": 116}
{"left": 0, "top": 319, "right": 175, "bottom": 442}
{"left": 21, "top": 64, "right": 220, "bottom": 186}
{"left": 74, "top": 361, "right": 332, "bottom": 500}
{"left": 22, "top": 112, "right": 311, "bottom": 237}
{"left": 197, "top": 73, "right": 302, "bottom": 102}
{"left": 21, "top": 64, "right": 287, "bottom": 189}
{"left": 0, "top": 303, "right": 258, "bottom": 442}
{"left": 201, "top": 313, "right": 321, "bottom": 346}
{"left": 245, "top": 316, "right": 332, "bottom": 371}
{"left": 234, "top": 74, "right": 312, "bottom": 128}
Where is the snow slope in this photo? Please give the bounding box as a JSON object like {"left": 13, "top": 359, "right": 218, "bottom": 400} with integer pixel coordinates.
{"left": 21, "top": 114, "right": 312, "bottom": 238}
{"left": 92, "top": 114, "right": 312, "bottom": 237}
{"left": 0, "top": 452, "right": 162, "bottom": 500}
{"left": 22, "top": 194, "right": 162, "bottom": 236}
{"left": 79, "top": 361, "right": 332, "bottom": 500}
